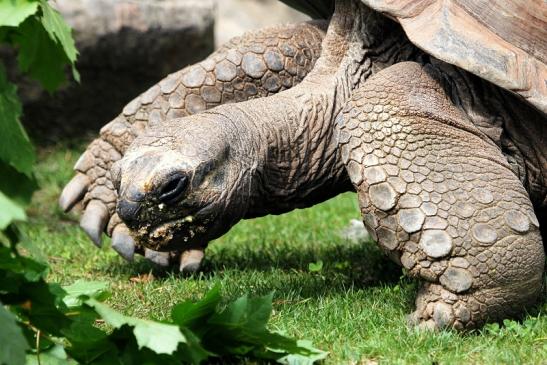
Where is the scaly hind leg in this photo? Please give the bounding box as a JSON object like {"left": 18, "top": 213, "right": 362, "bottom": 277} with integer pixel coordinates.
{"left": 59, "top": 21, "right": 327, "bottom": 269}
{"left": 338, "top": 62, "right": 544, "bottom": 330}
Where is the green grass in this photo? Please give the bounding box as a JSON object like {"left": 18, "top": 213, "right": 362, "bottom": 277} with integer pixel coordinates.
{"left": 20, "top": 143, "right": 547, "bottom": 364}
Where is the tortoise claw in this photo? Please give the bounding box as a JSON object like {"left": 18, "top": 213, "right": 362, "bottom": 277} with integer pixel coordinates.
{"left": 179, "top": 249, "right": 204, "bottom": 273}
{"left": 111, "top": 224, "right": 135, "bottom": 261}
{"left": 59, "top": 174, "right": 90, "bottom": 212}
{"left": 144, "top": 249, "right": 170, "bottom": 267}
{"left": 80, "top": 200, "right": 109, "bottom": 247}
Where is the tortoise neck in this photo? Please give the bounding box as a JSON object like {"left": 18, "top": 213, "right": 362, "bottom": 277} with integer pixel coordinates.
{"left": 207, "top": 0, "right": 419, "bottom": 218}
{"left": 241, "top": 0, "right": 412, "bottom": 216}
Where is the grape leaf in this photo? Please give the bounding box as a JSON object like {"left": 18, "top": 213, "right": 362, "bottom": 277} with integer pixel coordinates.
{"left": 86, "top": 299, "right": 187, "bottom": 355}
{"left": 0, "top": 191, "right": 26, "bottom": 230}
{"left": 0, "top": 162, "right": 37, "bottom": 209}
{"left": 26, "top": 345, "right": 77, "bottom": 365}
{"left": 0, "top": 65, "right": 35, "bottom": 177}
{"left": 14, "top": 16, "right": 70, "bottom": 92}
{"left": 62, "top": 280, "right": 109, "bottom": 307}
{"left": 0, "top": 303, "right": 29, "bottom": 365}
{"left": 37, "top": 0, "right": 79, "bottom": 82}
{"left": 277, "top": 340, "right": 329, "bottom": 365}
{"left": 171, "top": 284, "right": 221, "bottom": 330}
{"left": 0, "top": 0, "right": 39, "bottom": 27}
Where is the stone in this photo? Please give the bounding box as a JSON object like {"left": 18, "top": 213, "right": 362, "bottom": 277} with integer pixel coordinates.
{"left": 215, "top": 60, "right": 238, "bottom": 82}
{"left": 181, "top": 66, "right": 207, "bottom": 88}
{"left": 369, "top": 182, "right": 398, "bottom": 211}
{"left": 471, "top": 223, "right": 497, "bottom": 244}
{"left": 339, "top": 219, "right": 370, "bottom": 242}
{"left": 241, "top": 53, "right": 267, "bottom": 78}
{"left": 398, "top": 208, "right": 425, "bottom": 233}
{"left": 504, "top": 210, "right": 530, "bottom": 233}
{"left": 440, "top": 267, "right": 473, "bottom": 293}
{"left": 419, "top": 230, "right": 453, "bottom": 258}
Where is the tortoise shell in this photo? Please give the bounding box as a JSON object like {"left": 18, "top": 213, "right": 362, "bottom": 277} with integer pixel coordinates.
{"left": 280, "top": 0, "right": 547, "bottom": 113}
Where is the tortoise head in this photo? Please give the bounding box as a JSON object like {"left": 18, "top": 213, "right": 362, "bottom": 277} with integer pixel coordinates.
{"left": 112, "top": 113, "right": 253, "bottom": 251}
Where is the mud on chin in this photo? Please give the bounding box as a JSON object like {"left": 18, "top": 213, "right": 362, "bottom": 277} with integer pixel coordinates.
{"left": 134, "top": 215, "right": 208, "bottom": 251}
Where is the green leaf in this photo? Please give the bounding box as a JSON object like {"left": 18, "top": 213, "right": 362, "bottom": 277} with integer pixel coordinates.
{"left": 0, "top": 64, "right": 35, "bottom": 176}
{"left": 62, "top": 280, "right": 109, "bottom": 307}
{"left": 0, "top": 243, "right": 49, "bottom": 286}
{"left": 62, "top": 307, "right": 114, "bottom": 363}
{"left": 14, "top": 16, "right": 69, "bottom": 92}
{"left": 26, "top": 345, "right": 77, "bottom": 365}
{"left": 0, "top": 0, "right": 39, "bottom": 27}
{"left": 308, "top": 260, "right": 323, "bottom": 273}
{"left": 171, "top": 285, "right": 221, "bottom": 330}
{"left": 210, "top": 293, "right": 273, "bottom": 331}
{"left": 0, "top": 161, "right": 37, "bottom": 208}
{"left": 21, "top": 282, "right": 71, "bottom": 336}
{"left": 0, "top": 304, "right": 29, "bottom": 365}
{"left": 86, "top": 299, "right": 187, "bottom": 355}
{"left": 0, "top": 191, "right": 26, "bottom": 230}
{"left": 177, "top": 327, "right": 213, "bottom": 365}
{"left": 276, "top": 340, "right": 329, "bottom": 365}
{"left": 37, "top": 0, "right": 79, "bottom": 82}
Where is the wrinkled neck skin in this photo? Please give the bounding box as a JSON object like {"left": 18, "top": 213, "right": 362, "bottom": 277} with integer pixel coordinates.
{"left": 197, "top": 0, "right": 417, "bottom": 219}
{"left": 121, "top": 0, "right": 420, "bottom": 249}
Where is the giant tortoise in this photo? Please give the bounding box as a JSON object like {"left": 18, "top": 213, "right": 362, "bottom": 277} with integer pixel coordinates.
{"left": 60, "top": 0, "right": 546, "bottom": 330}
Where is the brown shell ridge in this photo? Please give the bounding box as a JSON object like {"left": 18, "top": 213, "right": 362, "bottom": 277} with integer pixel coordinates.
{"left": 361, "top": 0, "right": 547, "bottom": 114}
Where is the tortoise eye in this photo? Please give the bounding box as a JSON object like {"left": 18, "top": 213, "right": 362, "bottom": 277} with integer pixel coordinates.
{"left": 158, "top": 174, "right": 189, "bottom": 204}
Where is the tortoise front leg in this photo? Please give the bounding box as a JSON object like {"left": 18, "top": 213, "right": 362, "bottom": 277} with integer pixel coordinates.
{"left": 338, "top": 62, "right": 544, "bottom": 329}
{"left": 59, "top": 20, "right": 327, "bottom": 267}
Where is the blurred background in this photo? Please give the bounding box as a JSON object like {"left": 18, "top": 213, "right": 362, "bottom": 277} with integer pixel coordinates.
{"left": 1, "top": 0, "right": 309, "bottom": 145}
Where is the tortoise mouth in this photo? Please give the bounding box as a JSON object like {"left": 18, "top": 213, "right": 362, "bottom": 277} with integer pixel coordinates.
{"left": 133, "top": 205, "right": 213, "bottom": 251}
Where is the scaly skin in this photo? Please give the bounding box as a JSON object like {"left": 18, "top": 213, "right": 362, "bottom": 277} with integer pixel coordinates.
{"left": 59, "top": 20, "right": 327, "bottom": 264}
{"left": 61, "top": 0, "right": 545, "bottom": 329}
{"left": 338, "top": 62, "right": 544, "bottom": 330}
{"left": 112, "top": 0, "right": 417, "bottom": 252}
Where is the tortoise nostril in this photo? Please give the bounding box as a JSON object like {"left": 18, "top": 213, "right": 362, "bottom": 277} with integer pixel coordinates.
{"left": 158, "top": 174, "right": 188, "bottom": 203}
{"left": 117, "top": 199, "right": 142, "bottom": 225}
